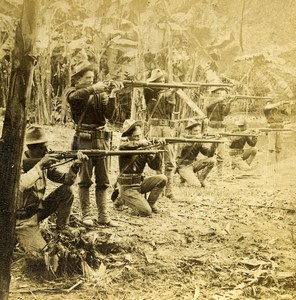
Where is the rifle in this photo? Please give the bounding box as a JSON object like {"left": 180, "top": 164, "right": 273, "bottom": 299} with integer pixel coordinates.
{"left": 228, "top": 95, "right": 273, "bottom": 100}
{"left": 163, "top": 137, "right": 227, "bottom": 144}
{"left": 22, "top": 149, "right": 165, "bottom": 172}
{"left": 120, "top": 80, "right": 234, "bottom": 90}
{"left": 217, "top": 132, "right": 259, "bottom": 137}
{"left": 258, "top": 128, "right": 295, "bottom": 132}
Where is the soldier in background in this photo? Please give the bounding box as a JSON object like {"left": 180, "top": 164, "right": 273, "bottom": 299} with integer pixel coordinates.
{"left": 263, "top": 99, "right": 290, "bottom": 162}
{"left": 176, "top": 119, "right": 217, "bottom": 187}
{"left": 228, "top": 119, "right": 258, "bottom": 171}
{"left": 205, "top": 87, "right": 231, "bottom": 175}
{"left": 143, "top": 69, "right": 177, "bottom": 200}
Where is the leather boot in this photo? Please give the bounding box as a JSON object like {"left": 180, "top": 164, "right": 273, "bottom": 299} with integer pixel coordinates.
{"left": 79, "top": 187, "right": 93, "bottom": 226}
{"left": 96, "top": 189, "right": 118, "bottom": 227}
{"left": 164, "top": 170, "right": 175, "bottom": 200}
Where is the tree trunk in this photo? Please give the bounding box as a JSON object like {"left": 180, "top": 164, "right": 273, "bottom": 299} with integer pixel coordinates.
{"left": 0, "top": 1, "right": 40, "bottom": 299}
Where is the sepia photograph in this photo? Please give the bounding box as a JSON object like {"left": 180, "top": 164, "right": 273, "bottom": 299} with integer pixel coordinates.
{"left": 0, "top": 0, "right": 295, "bottom": 299}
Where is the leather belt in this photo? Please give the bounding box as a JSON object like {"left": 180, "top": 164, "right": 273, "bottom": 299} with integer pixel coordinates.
{"left": 208, "top": 121, "right": 225, "bottom": 129}
{"left": 118, "top": 174, "right": 142, "bottom": 185}
{"left": 229, "top": 149, "right": 244, "bottom": 156}
{"left": 150, "top": 118, "right": 175, "bottom": 127}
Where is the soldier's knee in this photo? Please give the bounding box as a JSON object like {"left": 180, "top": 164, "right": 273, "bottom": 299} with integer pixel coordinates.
{"left": 140, "top": 206, "right": 152, "bottom": 216}
{"left": 250, "top": 147, "right": 258, "bottom": 155}
{"left": 156, "top": 174, "right": 168, "bottom": 188}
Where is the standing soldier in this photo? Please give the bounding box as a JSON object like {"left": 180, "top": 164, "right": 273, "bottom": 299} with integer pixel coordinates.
{"left": 263, "top": 99, "right": 290, "bottom": 162}
{"left": 143, "top": 68, "right": 177, "bottom": 200}
{"left": 66, "top": 60, "right": 122, "bottom": 227}
{"left": 205, "top": 87, "right": 231, "bottom": 175}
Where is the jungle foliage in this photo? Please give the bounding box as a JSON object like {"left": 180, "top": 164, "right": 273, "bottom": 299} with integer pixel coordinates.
{"left": 1, "top": 0, "right": 296, "bottom": 124}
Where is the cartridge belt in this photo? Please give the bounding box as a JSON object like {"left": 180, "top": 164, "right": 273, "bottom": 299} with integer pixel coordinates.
{"left": 150, "top": 118, "right": 175, "bottom": 127}
{"left": 75, "top": 126, "right": 112, "bottom": 140}
{"left": 267, "top": 123, "right": 284, "bottom": 129}
{"left": 208, "top": 121, "right": 225, "bottom": 129}
{"left": 118, "top": 174, "right": 143, "bottom": 185}
{"left": 229, "top": 149, "right": 244, "bottom": 156}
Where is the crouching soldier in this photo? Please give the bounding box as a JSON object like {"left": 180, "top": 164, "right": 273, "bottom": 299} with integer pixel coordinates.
{"left": 177, "top": 119, "right": 217, "bottom": 187}
{"left": 16, "top": 126, "right": 88, "bottom": 255}
{"left": 114, "top": 119, "right": 167, "bottom": 216}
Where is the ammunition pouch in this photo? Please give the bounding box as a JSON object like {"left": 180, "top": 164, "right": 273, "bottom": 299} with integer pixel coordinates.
{"left": 208, "top": 121, "right": 225, "bottom": 129}
{"left": 118, "top": 174, "right": 143, "bottom": 186}
{"left": 75, "top": 124, "right": 112, "bottom": 149}
{"left": 268, "top": 123, "right": 284, "bottom": 129}
{"left": 229, "top": 149, "right": 244, "bottom": 156}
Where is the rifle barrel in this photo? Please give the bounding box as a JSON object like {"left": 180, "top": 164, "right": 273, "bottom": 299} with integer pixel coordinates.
{"left": 258, "top": 128, "right": 294, "bottom": 132}
{"left": 164, "top": 138, "right": 226, "bottom": 144}
{"left": 229, "top": 95, "right": 273, "bottom": 100}
{"left": 219, "top": 132, "right": 258, "bottom": 137}
{"left": 123, "top": 80, "right": 233, "bottom": 89}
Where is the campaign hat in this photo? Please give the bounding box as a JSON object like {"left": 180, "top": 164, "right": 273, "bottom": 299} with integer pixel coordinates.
{"left": 185, "top": 118, "right": 203, "bottom": 130}
{"left": 122, "top": 119, "right": 143, "bottom": 137}
{"left": 26, "top": 126, "right": 48, "bottom": 145}
{"left": 147, "top": 69, "right": 165, "bottom": 82}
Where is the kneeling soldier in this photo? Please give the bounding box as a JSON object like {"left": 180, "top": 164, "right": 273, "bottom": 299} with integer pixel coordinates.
{"left": 229, "top": 119, "right": 258, "bottom": 171}
{"left": 115, "top": 119, "right": 167, "bottom": 216}
{"left": 177, "top": 119, "right": 217, "bottom": 187}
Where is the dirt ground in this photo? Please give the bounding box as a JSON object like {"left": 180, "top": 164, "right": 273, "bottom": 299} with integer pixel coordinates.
{"left": 9, "top": 118, "right": 296, "bottom": 300}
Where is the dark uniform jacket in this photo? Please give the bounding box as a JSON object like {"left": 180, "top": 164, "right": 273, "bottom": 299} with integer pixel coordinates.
{"left": 118, "top": 140, "right": 162, "bottom": 174}
{"left": 177, "top": 143, "right": 216, "bottom": 167}
{"left": 67, "top": 84, "right": 115, "bottom": 126}
{"left": 143, "top": 88, "right": 176, "bottom": 120}
{"left": 229, "top": 134, "right": 257, "bottom": 150}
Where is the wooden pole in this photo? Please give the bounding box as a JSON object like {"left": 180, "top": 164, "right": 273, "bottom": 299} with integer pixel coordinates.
{"left": 0, "top": 1, "right": 40, "bottom": 299}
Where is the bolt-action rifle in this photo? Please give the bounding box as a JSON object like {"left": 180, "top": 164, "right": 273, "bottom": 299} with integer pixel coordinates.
{"left": 228, "top": 95, "right": 273, "bottom": 100}
{"left": 258, "top": 128, "right": 295, "bottom": 132}
{"left": 163, "top": 137, "right": 227, "bottom": 144}
{"left": 217, "top": 132, "right": 259, "bottom": 137}
{"left": 110, "top": 80, "right": 234, "bottom": 90}
{"left": 22, "top": 149, "right": 165, "bottom": 172}
{"left": 213, "top": 95, "right": 273, "bottom": 105}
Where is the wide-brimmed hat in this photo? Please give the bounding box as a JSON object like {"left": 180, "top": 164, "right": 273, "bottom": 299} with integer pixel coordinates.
{"left": 71, "top": 60, "right": 97, "bottom": 77}
{"left": 185, "top": 118, "right": 202, "bottom": 130}
{"left": 147, "top": 69, "right": 165, "bottom": 82}
{"left": 122, "top": 119, "right": 143, "bottom": 137}
{"left": 209, "top": 86, "right": 231, "bottom": 94}
{"left": 26, "top": 126, "right": 48, "bottom": 145}
{"left": 235, "top": 118, "right": 247, "bottom": 126}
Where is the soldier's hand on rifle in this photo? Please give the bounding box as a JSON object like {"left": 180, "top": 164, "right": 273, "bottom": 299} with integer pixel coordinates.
{"left": 124, "top": 71, "right": 135, "bottom": 81}
{"left": 92, "top": 81, "right": 109, "bottom": 93}
{"left": 151, "top": 137, "right": 166, "bottom": 145}
{"left": 36, "top": 156, "right": 59, "bottom": 170}
{"left": 76, "top": 150, "right": 89, "bottom": 163}
{"left": 110, "top": 81, "right": 124, "bottom": 98}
